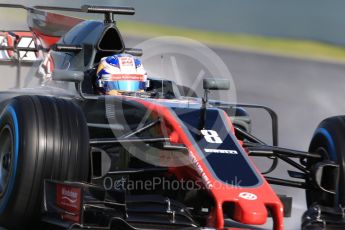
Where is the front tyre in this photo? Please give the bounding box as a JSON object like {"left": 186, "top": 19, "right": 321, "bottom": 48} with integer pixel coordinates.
{"left": 0, "top": 96, "right": 90, "bottom": 229}
{"left": 307, "top": 116, "right": 345, "bottom": 207}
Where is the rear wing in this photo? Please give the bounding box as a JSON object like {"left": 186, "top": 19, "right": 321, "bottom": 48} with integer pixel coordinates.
{"left": 0, "top": 4, "right": 135, "bottom": 64}
{"left": 27, "top": 8, "right": 84, "bottom": 47}
{"left": 0, "top": 31, "right": 44, "bottom": 63}
{"left": 0, "top": 4, "right": 85, "bottom": 64}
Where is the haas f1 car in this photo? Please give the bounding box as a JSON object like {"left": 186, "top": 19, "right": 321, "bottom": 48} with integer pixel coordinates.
{"left": 0, "top": 4, "right": 343, "bottom": 230}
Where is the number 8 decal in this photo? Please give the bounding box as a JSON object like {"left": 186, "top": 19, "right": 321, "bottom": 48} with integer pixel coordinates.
{"left": 201, "top": 130, "right": 223, "bottom": 144}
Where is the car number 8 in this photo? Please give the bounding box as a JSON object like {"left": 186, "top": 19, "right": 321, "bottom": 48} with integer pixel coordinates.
{"left": 201, "top": 130, "right": 223, "bottom": 144}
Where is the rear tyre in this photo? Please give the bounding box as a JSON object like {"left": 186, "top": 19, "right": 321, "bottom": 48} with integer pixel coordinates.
{"left": 0, "top": 95, "right": 89, "bottom": 229}
{"left": 306, "top": 116, "right": 345, "bottom": 207}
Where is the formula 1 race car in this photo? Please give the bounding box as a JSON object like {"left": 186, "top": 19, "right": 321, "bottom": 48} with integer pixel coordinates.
{"left": 0, "top": 4, "right": 343, "bottom": 230}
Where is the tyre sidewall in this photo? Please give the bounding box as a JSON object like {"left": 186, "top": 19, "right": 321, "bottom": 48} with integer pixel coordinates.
{"left": 308, "top": 116, "right": 345, "bottom": 207}
{"left": 0, "top": 105, "right": 20, "bottom": 222}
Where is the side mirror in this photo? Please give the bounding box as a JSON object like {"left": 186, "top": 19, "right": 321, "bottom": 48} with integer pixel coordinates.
{"left": 200, "top": 78, "right": 230, "bottom": 130}
{"left": 52, "top": 70, "right": 84, "bottom": 82}
{"left": 203, "top": 78, "right": 230, "bottom": 90}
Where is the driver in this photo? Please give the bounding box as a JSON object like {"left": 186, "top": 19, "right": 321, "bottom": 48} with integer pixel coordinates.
{"left": 96, "top": 53, "right": 147, "bottom": 95}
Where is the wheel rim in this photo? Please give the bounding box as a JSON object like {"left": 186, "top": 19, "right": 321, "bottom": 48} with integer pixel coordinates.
{"left": 0, "top": 125, "right": 13, "bottom": 197}
{"left": 315, "top": 147, "right": 328, "bottom": 159}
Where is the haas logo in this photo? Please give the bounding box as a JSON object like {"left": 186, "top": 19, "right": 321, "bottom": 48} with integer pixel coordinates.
{"left": 239, "top": 192, "right": 257, "bottom": 200}
{"left": 120, "top": 57, "right": 134, "bottom": 66}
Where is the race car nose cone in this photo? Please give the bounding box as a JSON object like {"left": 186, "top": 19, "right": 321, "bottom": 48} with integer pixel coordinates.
{"left": 233, "top": 197, "right": 268, "bottom": 225}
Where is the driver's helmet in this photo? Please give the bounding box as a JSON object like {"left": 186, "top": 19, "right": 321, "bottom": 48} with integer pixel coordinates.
{"left": 96, "top": 53, "right": 147, "bottom": 95}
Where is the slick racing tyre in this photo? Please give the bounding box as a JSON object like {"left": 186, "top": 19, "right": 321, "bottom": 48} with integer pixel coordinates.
{"left": 0, "top": 95, "right": 89, "bottom": 229}
{"left": 307, "top": 116, "right": 345, "bottom": 207}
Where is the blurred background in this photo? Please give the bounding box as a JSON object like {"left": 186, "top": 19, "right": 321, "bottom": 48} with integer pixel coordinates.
{"left": 1, "top": 0, "right": 345, "bottom": 229}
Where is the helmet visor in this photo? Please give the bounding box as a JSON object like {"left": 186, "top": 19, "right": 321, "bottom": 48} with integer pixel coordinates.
{"left": 103, "top": 80, "right": 146, "bottom": 93}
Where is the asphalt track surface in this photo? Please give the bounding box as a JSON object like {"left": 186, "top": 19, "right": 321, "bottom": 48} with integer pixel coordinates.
{"left": 1, "top": 32, "right": 345, "bottom": 228}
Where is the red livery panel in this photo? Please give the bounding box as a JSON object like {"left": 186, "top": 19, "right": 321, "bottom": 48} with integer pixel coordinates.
{"left": 133, "top": 97, "right": 284, "bottom": 229}
{"left": 56, "top": 184, "right": 82, "bottom": 223}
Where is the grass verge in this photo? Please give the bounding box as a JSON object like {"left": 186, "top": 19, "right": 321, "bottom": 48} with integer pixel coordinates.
{"left": 118, "top": 20, "right": 345, "bottom": 63}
